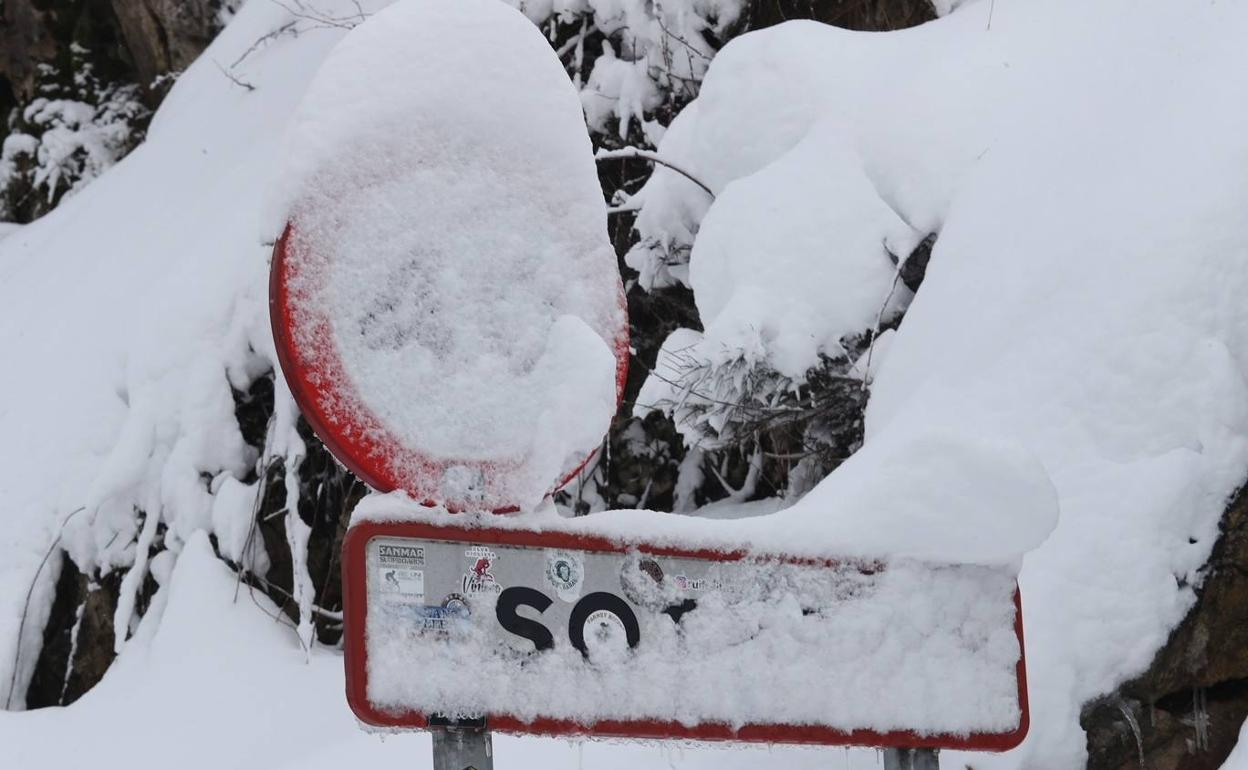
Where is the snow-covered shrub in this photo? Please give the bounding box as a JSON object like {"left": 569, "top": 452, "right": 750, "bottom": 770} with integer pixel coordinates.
{"left": 0, "top": 47, "right": 150, "bottom": 223}
{"left": 502, "top": 1, "right": 942, "bottom": 506}
{"left": 506, "top": 0, "right": 740, "bottom": 143}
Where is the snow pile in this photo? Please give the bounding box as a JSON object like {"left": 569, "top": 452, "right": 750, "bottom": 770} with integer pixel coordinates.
{"left": 683, "top": 120, "right": 920, "bottom": 379}
{"left": 272, "top": 0, "right": 625, "bottom": 512}
{"left": 0, "top": 0, "right": 393, "bottom": 708}
{"left": 629, "top": 0, "right": 1248, "bottom": 765}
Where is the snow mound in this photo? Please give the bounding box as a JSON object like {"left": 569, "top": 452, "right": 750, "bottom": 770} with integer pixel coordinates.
{"left": 629, "top": 0, "right": 1248, "bottom": 765}
{"left": 776, "top": 428, "right": 1057, "bottom": 566}
{"left": 271, "top": 0, "right": 626, "bottom": 512}
{"left": 687, "top": 114, "right": 921, "bottom": 379}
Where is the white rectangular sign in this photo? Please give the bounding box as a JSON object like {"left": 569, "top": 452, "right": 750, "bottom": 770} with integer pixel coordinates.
{"left": 343, "top": 521, "right": 1029, "bottom": 749}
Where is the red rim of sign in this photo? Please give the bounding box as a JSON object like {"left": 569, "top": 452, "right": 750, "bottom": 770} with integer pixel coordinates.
{"left": 270, "top": 222, "right": 630, "bottom": 513}
{"left": 341, "top": 519, "right": 1031, "bottom": 750}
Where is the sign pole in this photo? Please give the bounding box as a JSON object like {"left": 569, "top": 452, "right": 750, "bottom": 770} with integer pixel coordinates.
{"left": 883, "top": 748, "right": 939, "bottom": 770}
{"left": 430, "top": 717, "right": 493, "bottom": 770}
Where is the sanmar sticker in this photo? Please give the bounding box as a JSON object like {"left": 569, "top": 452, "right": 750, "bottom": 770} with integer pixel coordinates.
{"left": 377, "top": 543, "right": 425, "bottom": 567}
{"left": 544, "top": 550, "right": 585, "bottom": 602}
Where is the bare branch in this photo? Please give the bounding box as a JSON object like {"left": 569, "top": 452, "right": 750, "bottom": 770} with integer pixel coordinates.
{"left": 596, "top": 147, "right": 714, "bottom": 198}
{"left": 214, "top": 61, "right": 256, "bottom": 92}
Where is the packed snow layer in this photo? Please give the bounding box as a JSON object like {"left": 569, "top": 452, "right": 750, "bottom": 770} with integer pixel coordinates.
{"left": 631, "top": 0, "right": 1248, "bottom": 766}
{"left": 359, "top": 437, "right": 1055, "bottom": 568}
{"left": 273, "top": 0, "right": 625, "bottom": 512}
{"left": 0, "top": 533, "right": 888, "bottom": 770}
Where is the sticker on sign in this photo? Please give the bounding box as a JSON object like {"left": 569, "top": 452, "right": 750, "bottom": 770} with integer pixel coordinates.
{"left": 343, "top": 520, "right": 1030, "bottom": 750}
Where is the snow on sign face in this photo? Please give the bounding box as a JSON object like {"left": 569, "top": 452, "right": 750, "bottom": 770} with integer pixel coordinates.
{"left": 269, "top": 0, "right": 628, "bottom": 513}
{"left": 343, "top": 520, "right": 1030, "bottom": 749}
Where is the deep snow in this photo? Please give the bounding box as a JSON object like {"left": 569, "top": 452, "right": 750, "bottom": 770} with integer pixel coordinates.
{"left": 0, "top": 0, "right": 1246, "bottom": 768}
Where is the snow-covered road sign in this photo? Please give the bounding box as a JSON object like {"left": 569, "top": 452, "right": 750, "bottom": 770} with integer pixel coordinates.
{"left": 268, "top": 0, "right": 628, "bottom": 516}
{"left": 343, "top": 519, "right": 1030, "bottom": 751}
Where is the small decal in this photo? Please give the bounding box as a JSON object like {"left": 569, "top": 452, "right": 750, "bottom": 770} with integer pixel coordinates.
{"left": 638, "top": 558, "right": 663, "bottom": 584}
{"left": 412, "top": 604, "right": 470, "bottom": 636}
{"left": 545, "top": 550, "right": 585, "bottom": 602}
{"left": 462, "top": 546, "right": 501, "bottom": 595}
{"left": 620, "top": 555, "right": 668, "bottom": 608}
{"left": 378, "top": 566, "right": 425, "bottom": 603}
{"left": 587, "top": 609, "right": 626, "bottom": 634}
{"left": 674, "top": 574, "right": 712, "bottom": 591}
{"left": 582, "top": 608, "right": 631, "bottom": 659}
{"left": 377, "top": 543, "right": 425, "bottom": 567}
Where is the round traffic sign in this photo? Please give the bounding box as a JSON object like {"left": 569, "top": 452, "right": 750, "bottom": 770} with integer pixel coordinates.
{"left": 268, "top": 0, "right": 628, "bottom": 513}
{"left": 271, "top": 219, "right": 628, "bottom": 513}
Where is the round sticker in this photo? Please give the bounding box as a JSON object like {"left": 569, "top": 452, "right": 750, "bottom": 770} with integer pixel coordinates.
{"left": 582, "top": 610, "right": 631, "bottom": 662}
{"left": 271, "top": 228, "right": 627, "bottom": 513}
{"left": 545, "top": 550, "right": 585, "bottom": 602}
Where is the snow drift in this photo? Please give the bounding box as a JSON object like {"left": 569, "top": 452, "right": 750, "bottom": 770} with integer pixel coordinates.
{"left": 634, "top": 0, "right": 1248, "bottom": 765}
{"left": 0, "top": 0, "right": 1245, "bottom": 769}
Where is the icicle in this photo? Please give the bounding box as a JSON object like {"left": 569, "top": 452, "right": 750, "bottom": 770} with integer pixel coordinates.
{"left": 1192, "top": 687, "right": 1210, "bottom": 752}
{"left": 672, "top": 448, "right": 704, "bottom": 513}
{"left": 59, "top": 597, "right": 87, "bottom": 704}
{"left": 112, "top": 506, "right": 159, "bottom": 654}
{"left": 272, "top": 381, "right": 314, "bottom": 655}
{"left": 112, "top": 446, "right": 168, "bottom": 656}
{"left": 1116, "top": 701, "right": 1146, "bottom": 769}
{"left": 283, "top": 448, "right": 315, "bottom": 655}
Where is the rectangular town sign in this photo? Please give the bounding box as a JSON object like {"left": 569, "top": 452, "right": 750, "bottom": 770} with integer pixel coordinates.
{"left": 343, "top": 520, "right": 1029, "bottom": 750}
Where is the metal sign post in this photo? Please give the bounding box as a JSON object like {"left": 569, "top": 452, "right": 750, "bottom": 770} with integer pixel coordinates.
{"left": 884, "top": 748, "right": 940, "bottom": 770}
{"left": 431, "top": 717, "right": 493, "bottom": 770}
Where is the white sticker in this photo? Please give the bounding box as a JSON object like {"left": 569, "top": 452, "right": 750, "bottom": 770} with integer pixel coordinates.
{"left": 462, "top": 547, "right": 501, "bottom": 595}
{"left": 377, "top": 543, "right": 425, "bottom": 567}
{"left": 378, "top": 567, "right": 425, "bottom": 602}
{"left": 583, "top": 609, "right": 630, "bottom": 662}
{"left": 545, "top": 550, "right": 585, "bottom": 602}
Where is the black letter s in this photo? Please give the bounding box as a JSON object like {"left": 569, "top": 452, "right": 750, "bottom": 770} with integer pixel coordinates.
{"left": 495, "top": 586, "right": 555, "bottom": 652}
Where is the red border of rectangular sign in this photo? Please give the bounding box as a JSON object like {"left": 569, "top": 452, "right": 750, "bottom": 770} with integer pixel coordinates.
{"left": 342, "top": 519, "right": 1030, "bottom": 751}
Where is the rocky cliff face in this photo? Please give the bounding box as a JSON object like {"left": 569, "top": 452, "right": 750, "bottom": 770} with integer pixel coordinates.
{"left": 106, "top": 0, "right": 225, "bottom": 90}
{"left": 0, "top": 0, "right": 225, "bottom": 109}
{"left": 0, "top": 0, "right": 227, "bottom": 221}
{"left": 1083, "top": 486, "right": 1248, "bottom": 769}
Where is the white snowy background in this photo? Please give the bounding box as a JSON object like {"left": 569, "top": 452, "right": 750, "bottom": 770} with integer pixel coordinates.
{"left": 2, "top": 0, "right": 1248, "bottom": 767}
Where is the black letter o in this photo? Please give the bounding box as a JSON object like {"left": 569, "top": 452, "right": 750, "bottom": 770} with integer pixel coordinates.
{"left": 568, "top": 592, "right": 640, "bottom": 656}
